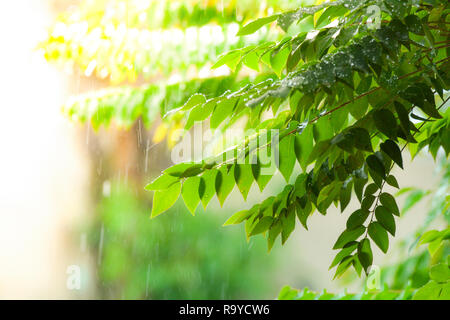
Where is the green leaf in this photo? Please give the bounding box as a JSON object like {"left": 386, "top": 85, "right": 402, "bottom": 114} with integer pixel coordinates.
{"left": 234, "top": 164, "right": 254, "bottom": 200}
{"left": 181, "top": 94, "right": 206, "bottom": 111}
{"left": 358, "top": 239, "right": 373, "bottom": 274}
{"left": 361, "top": 194, "right": 376, "bottom": 210}
{"left": 294, "top": 124, "right": 313, "bottom": 170}
{"left": 277, "top": 134, "right": 296, "bottom": 182}
{"left": 330, "top": 241, "right": 358, "bottom": 269}
{"left": 413, "top": 281, "right": 442, "bottom": 300}
{"left": 277, "top": 285, "right": 298, "bottom": 300}
{"left": 181, "top": 176, "right": 201, "bottom": 215}
{"left": 281, "top": 209, "right": 296, "bottom": 244}
{"left": 419, "top": 230, "right": 441, "bottom": 245}
{"left": 212, "top": 50, "right": 241, "bottom": 71}
{"left": 307, "top": 140, "right": 331, "bottom": 165}
{"left": 340, "top": 180, "right": 353, "bottom": 212}
{"left": 243, "top": 50, "right": 260, "bottom": 71}
{"left": 405, "top": 15, "right": 423, "bottom": 34}
{"left": 199, "top": 170, "right": 218, "bottom": 209}
{"left": 350, "top": 127, "right": 373, "bottom": 152}
{"left": 379, "top": 193, "right": 400, "bottom": 216}
{"left": 185, "top": 100, "right": 215, "bottom": 130}
{"left": 151, "top": 181, "right": 181, "bottom": 218}
{"left": 380, "top": 140, "right": 403, "bottom": 169}
{"left": 317, "top": 181, "right": 343, "bottom": 214}
{"left": 164, "top": 162, "right": 199, "bottom": 177}
{"left": 429, "top": 263, "right": 450, "bottom": 283}
{"left": 145, "top": 173, "right": 179, "bottom": 191}
{"left": 334, "top": 256, "right": 354, "bottom": 279}
{"left": 294, "top": 174, "right": 307, "bottom": 198}
{"left": 223, "top": 209, "right": 254, "bottom": 226}
{"left": 295, "top": 199, "right": 311, "bottom": 230}
{"left": 267, "top": 219, "right": 283, "bottom": 251}
{"left": 366, "top": 154, "right": 386, "bottom": 178}
{"left": 271, "top": 43, "right": 290, "bottom": 78}
{"left": 251, "top": 157, "right": 275, "bottom": 192}
{"left": 373, "top": 109, "right": 398, "bottom": 140}
{"left": 364, "top": 183, "right": 379, "bottom": 196}
{"left": 210, "top": 98, "right": 237, "bottom": 129}
{"left": 368, "top": 222, "right": 389, "bottom": 253}
{"left": 375, "top": 206, "right": 396, "bottom": 236}
{"left": 237, "top": 15, "right": 279, "bottom": 36}
{"left": 394, "top": 101, "right": 410, "bottom": 133}
{"left": 333, "top": 226, "right": 365, "bottom": 249}
{"left": 346, "top": 209, "right": 370, "bottom": 230}
{"left": 386, "top": 175, "right": 399, "bottom": 188}
{"left": 215, "top": 166, "right": 236, "bottom": 207}
{"left": 251, "top": 216, "right": 274, "bottom": 236}
{"left": 277, "top": 10, "right": 298, "bottom": 32}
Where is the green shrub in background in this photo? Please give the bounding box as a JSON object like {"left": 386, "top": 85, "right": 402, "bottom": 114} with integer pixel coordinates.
{"left": 89, "top": 183, "right": 281, "bottom": 299}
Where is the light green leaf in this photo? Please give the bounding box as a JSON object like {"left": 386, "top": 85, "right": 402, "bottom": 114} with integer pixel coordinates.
{"left": 413, "top": 281, "right": 442, "bottom": 300}
{"left": 199, "top": 170, "right": 218, "bottom": 209}
{"left": 210, "top": 98, "right": 237, "bottom": 129}
{"left": 350, "top": 127, "right": 373, "bottom": 152}
{"left": 181, "top": 94, "right": 206, "bottom": 111}
{"left": 223, "top": 207, "right": 255, "bottom": 226}
{"left": 429, "top": 263, "right": 450, "bottom": 283}
{"left": 357, "top": 238, "right": 373, "bottom": 274}
{"left": 237, "top": 15, "right": 279, "bottom": 36}
{"left": 234, "top": 164, "right": 254, "bottom": 200}
{"left": 380, "top": 140, "right": 403, "bottom": 169}
{"left": 333, "top": 226, "right": 365, "bottom": 249}
{"left": 151, "top": 181, "right": 181, "bottom": 218}
{"left": 181, "top": 177, "right": 201, "bottom": 215}
{"left": 145, "top": 173, "right": 179, "bottom": 191}
{"left": 346, "top": 209, "right": 370, "bottom": 230}
{"left": 277, "top": 134, "right": 296, "bottom": 182}
{"left": 373, "top": 109, "right": 398, "bottom": 140}
{"left": 215, "top": 166, "right": 236, "bottom": 207}
{"left": 294, "top": 124, "right": 314, "bottom": 170}
{"left": 330, "top": 241, "right": 358, "bottom": 269}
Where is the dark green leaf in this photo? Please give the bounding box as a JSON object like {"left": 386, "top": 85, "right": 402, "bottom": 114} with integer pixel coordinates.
{"left": 358, "top": 239, "right": 373, "bottom": 274}
{"left": 151, "top": 181, "right": 181, "bottom": 218}
{"left": 237, "top": 15, "right": 279, "bottom": 36}
{"left": 276, "top": 134, "right": 296, "bottom": 182}
{"left": 182, "top": 177, "right": 201, "bottom": 215}
{"left": 199, "top": 170, "right": 218, "bottom": 209}
{"left": 346, "top": 209, "right": 370, "bottom": 230}
{"left": 380, "top": 139, "right": 403, "bottom": 169}
{"left": 234, "top": 164, "right": 254, "bottom": 200}
{"left": 251, "top": 216, "right": 274, "bottom": 236}
{"left": 386, "top": 175, "right": 399, "bottom": 188}
{"left": 145, "top": 173, "right": 179, "bottom": 191}
{"left": 330, "top": 241, "right": 358, "bottom": 269}
{"left": 216, "top": 166, "right": 236, "bottom": 207}
{"left": 379, "top": 192, "right": 400, "bottom": 216}
{"left": 373, "top": 109, "right": 398, "bottom": 140}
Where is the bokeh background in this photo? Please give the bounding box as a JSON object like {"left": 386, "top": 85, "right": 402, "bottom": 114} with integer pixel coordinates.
{"left": 0, "top": 0, "right": 447, "bottom": 299}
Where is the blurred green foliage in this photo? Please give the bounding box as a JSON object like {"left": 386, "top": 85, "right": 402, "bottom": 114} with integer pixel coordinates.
{"left": 89, "top": 183, "right": 281, "bottom": 299}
